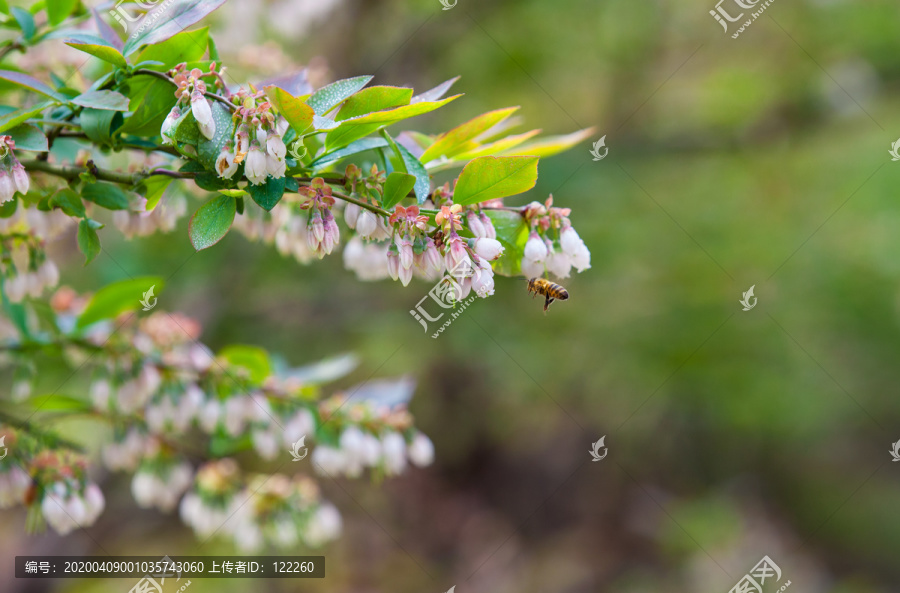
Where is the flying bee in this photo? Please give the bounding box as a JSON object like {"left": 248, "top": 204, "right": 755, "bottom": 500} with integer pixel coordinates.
{"left": 527, "top": 277, "right": 569, "bottom": 313}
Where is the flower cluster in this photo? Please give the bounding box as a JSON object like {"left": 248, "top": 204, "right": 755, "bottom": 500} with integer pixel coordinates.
{"left": 161, "top": 64, "right": 224, "bottom": 142}
{"left": 214, "top": 86, "right": 289, "bottom": 184}
{"left": 0, "top": 135, "right": 30, "bottom": 204}
{"left": 521, "top": 197, "right": 591, "bottom": 279}
{"left": 179, "top": 460, "right": 342, "bottom": 550}
{"left": 0, "top": 287, "right": 434, "bottom": 546}
{"left": 298, "top": 178, "right": 340, "bottom": 257}
{"left": 31, "top": 450, "right": 105, "bottom": 536}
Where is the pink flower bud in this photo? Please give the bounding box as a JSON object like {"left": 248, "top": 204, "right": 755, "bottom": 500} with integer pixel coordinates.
{"left": 422, "top": 238, "right": 442, "bottom": 273}
{"left": 398, "top": 263, "right": 413, "bottom": 286}
{"left": 480, "top": 212, "right": 496, "bottom": 239}
{"left": 387, "top": 249, "right": 400, "bottom": 281}
{"left": 0, "top": 170, "right": 14, "bottom": 204}
{"left": 160, "top": 107, "right": 180, "bottom": 145}
{"left": 466, "top": 211, "right": 486, "bottom": 237}
{"left": 12, "top": 162, "right": 28, "bottom": 195}
{"left": 190, "top": 92, "right": 216, "bottom": 139}
{"left": 398, "top": 236, "right": 414, "bottom": 269}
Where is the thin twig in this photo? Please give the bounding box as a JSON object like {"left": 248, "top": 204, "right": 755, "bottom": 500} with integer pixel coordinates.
{"left": 132, "top": 68, "right": 239, "bottom": 109}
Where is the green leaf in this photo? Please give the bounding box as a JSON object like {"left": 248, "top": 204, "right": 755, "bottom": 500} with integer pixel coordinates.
{"left": 139, "top": 175, "right": 174, "bottom": 211}
{"left": 82, "top": 182, "right": 130, "bottom": 210}
{"left": 420, "top": 107, "right": 519, "bottom": 164}
{"left": 335, "top": 86, "right": 413, "bottom": 121}
{"left": 499, "top": 128, "right": 596, "bottom": 158}
{"left": 72, "top": 90, "right": 130, "bottom": 111}
{"left": 80, "top": 108, "right": 120, "bottom": 144}
{"left": 265, "top": 85, "right": 314, "bottom": 135}
{"left": 309, "top": 137, "right": 388, "bottom": 169}
{"left": 122, "top": 3, "right": 226, "bottom": 56}
{"left": 49, "top": 188, "right": 85, "bottom": 217}
{"left": 11, "top": 7, "right": 35, "bottom": 40}
{"left": 0, "top": 70, "right": 66, "bottom": 102}
{"left": 218, "top": 188, "right": 247, "bottom": 198}
{"left": 189, "top": 194, "right": 236, "bottom": 250}
{"left": 455, "top": 129, "right": 542, "bottom": 160}
{"left": 0, "top": 101, "right": 51, "bottom": 134}
{"left": 219, "top": 344, "right": 271, "bottom": 385}
{"left": 47, "top": 0, "right": 79, "bottom": 25}
{"left": 325, "top": 95, "right": 460, "bottom": 151}
{"left": 484, "top": 210, "right": 527, "bottom": 277}
{"left": 197, "top": 102, "right": 235, "bottom": 170}
{"left": 396, "top": 143, "right": 430, "bottom": 204}
{"left": 380, "top": 172, "right": 416, "bottom": 210}
{"left": 76, "top": 276, "right": 164, "bottom": 328}
{"left": 0, "top": 0, "right": 9, "bottom": 15}
{"left": 65, "top": 41, "right": 128, "bottom": 69}
{"left": 76, "top": 219, "right": 101, "bottom": 266}
{"left": 0, "top": 194, "right": 16, "bottom": 217}
{"left": 246, "top": 176, "right": 286, "bottom": 212}
{"left": 167, "top": 109, "right": 199, "bottom": 144}
{"left": 25, "top": 393, "right": 90, "bottom": 412}
{"left": 307, "top": 75, "right": 372, "bottom": 115}
{"left": 453, "top": 156, "right": 539, "bottom": 206}
{"left": 8, "top": 124, "right": 47, "bottom": 151}
{"left": 135, "top": 27, "right": 210, "bottom": 67}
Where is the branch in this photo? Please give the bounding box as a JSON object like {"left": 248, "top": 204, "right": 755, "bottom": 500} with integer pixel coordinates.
{"left": 57, "top": 132, "right": 181, "bottom": 156}
{"left": 21, "top": 159, "right": 193, "bottom": 185}
{"left": 132, "top": 68, "right": 239, "bottom": 110}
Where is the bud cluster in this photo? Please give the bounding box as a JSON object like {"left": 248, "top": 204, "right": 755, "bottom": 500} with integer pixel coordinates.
{"left": 521, "top": 196, "right": 591, "bottom": 279}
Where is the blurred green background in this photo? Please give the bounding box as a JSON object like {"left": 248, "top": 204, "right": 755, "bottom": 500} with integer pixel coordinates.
{"left": 5, "top": 0, "right": 900, "bottom": 591}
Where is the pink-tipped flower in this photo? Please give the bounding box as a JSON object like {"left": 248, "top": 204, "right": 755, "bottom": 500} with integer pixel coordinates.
{"left": 245, "top": 144, "right": 268, "bottom": 185}
{"left": 397, "top": 236, "right": 414, "bottom": 270}
{"left": 466, "top": 211, "right": 486, "bottom": 237}
{"left": 0, "top": 170, "right": 14, "bottom": 204}
{"left": 570, "top": 242, "right": 591, "bottom": 272}
{"left": 356, "top": 209, "right": 377, "bottom": 238}
{"left": 235, "top": 125, "right": 250, "bottom": 160}
{"left": 560, "top": 226, "right": 583, "bottom": 255}
{"left": 256, "top": 125, "right": 267, "bottom": 145}
{"left": 266, "top": 133, "right": 286, "bottom": 160}
{"left": 480, "top": 212, "right": 496, "bottom": 239}
{"left": 523, "top": 232, "right": 548, "bottom": 262}
{"left": 190, "top": 91, "right": 216, "bottom": 140}
{"left": 344, "top": 203, "right": 360, "bottom": 229}
{"left": 444, "top": 237, "right": 471, "bottom": 276}
{"left": 521, "top": 257, "right": 545, "bottom": 279}
{"left": 266, "top": 154, "right": 286, "bottom": 178}
{"left": 323, "top": 210, "right": 339, "bottom": 254}
{"left": 420, "top": 237, "right": 442, "bottom": 274}
{"left": 398, "top": 262, "right": 414, "bottom": 286}
{"left": 473, "top": 237, "right": 504, "bottom": 261}
{"left": 387, "top": 248, "right": 400, "bottom": 281}
{"left": 275, "top": 116, "right": 289, "bottom": 136}
{"left": 160, "top": 107, "right": 180, "bottom": 144}
{"left": 215, "top": 147, "right": 238, "bottom": 179}
{"left": 546, "top": 249, "right": 572, "bottom": 279}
